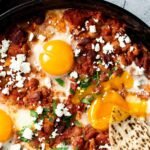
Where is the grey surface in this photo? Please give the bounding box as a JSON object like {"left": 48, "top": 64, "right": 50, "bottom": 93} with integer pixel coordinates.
{"left": 105, "top": 0, "right": 150, "bottom": 26}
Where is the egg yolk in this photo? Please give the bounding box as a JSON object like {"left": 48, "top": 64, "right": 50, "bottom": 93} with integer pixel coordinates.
{"left": 126, "top": 94, "right": 147, "bottom": 117}
{"left": 88, "top": 72, "right": 148, "bottom": 130}
{"left": 0, "top": 109, "right": 13, "bottom": 142}
{"left": 102, "top": 71, "right": 133, "bottom": 91}
{"left": 39, "top": 40, "right": 74, "bottom": 75}
{"left": 88, "top": 91, "right": 128, "bottom": 130}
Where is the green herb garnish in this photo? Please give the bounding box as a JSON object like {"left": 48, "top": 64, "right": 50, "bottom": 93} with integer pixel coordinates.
{"left": 62, "top": 116, "right": 73, "bottom": 128}
{"left": 79, "top": 78, "right": 91, "bottom": 89}
{"left": 74, "top": 120, "right": 82, "bottom": 127}
{"left": 42, "top": 108, "right": 50, "bottom": 116}
{"left": 70, "top": 88, "right": 75, "bottom": 95}
{"left": 18, "top": 127, "right": 30, "bottom": 142}
{"left": 53, "top": 147, "right": 68, "bottom": 150}
{"left": 81, "top": 95, "right": 94, "bottom": 105}
{"left": 30, "top": 110, "right": 38, "bottom": 118}
{"left": 52, "top": 100, "right": 57, "bottom": 115}
{"left": 55, "top": 78, "right": 65, "bottom": 86}
{"left": 49, "top": 116, "right": 54, "bottom": 122}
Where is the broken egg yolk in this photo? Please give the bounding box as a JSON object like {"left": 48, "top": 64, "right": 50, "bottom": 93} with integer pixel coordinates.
{"left": 39, "top": 40, "right": 74, "bottom": 75}
{"left": 126, "top": 94, "right": 147, "bottom": 117}
{"left": 88, "top": 72, "right": 148, "bottom": 130}
{"left": 102, "top": 71, "right": 134, "bottom": 91}
{"left": 0, "top": 109, "right": 13, "bottom": 142}
{"left": 88, "top": 91, "right": 128, "bottom": 130}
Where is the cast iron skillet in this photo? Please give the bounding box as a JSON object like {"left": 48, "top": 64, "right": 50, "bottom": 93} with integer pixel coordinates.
{"left": 0, "top": 0, "right": 150, "bottom": 48}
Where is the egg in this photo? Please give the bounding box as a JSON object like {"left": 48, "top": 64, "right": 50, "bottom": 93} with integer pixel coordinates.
{"left": 0, "top": 109, "right": 13, "bottom": 142}
{"left": 39, "top": 40, "right": 74, "bottom": 75}
{"left": 88, "top": 71, "right": 149, "bottom": 130}
{"left": 29, "top": 30, "right": 73, "bottom": 76}
{"left": 88, "top": 91, "right": 128, "bottom": 130}
{"left": 0, "top": 104, "right": 34, "bottom": 143}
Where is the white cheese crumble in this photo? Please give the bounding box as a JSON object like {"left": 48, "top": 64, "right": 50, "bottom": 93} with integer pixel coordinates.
{"left": 1, "top": 53, "right": 31, "bottom": 95}
{"left": 99, "top": 144, "right": 111, "bottom": 150}
{"left": 70, "top": 71, "right": 78, "bottom": 79}
{"left": 96, "top": 54, "right": 100, "bottom": 59}
{"left": 34, "top": 120, "right": 43, "bottom": 131}
{"left": 51, "top": 129, "right": 58, "bottom": 138}
{"left": 103, "top": 43, "right": 114, "bottom": 54}
{"left": 93, "top": 18, "right": 99, "bottom": 23}
{"left": 28, "top": 32, "right": 34, "bottom": 41}
{"left": 55, "top": 103, "right": 71, "bottom": 117}
{"left": 129, "top": 46, "right": 134, "bottom": 52}
{"left": 22, "top": 128, "right": 33, "bottom": 140}
{"left": 37, "top": 34, "right": 46, "bottom": 41}
{"left": 115, "top": 33, "right": 131, "bottom": 48}
{"left": 10, "top": 144, "right": 21, "bottom": 150}
{"left": 96, "top": 36, "right": 105, "bottom": 43}
{"left": 92, "top": 43, "right": 100, "bottom": 52}
{"left": 56, "top": 143, "right": 73, "bottom": 150}
{"left": 36, "top": 106, "right": 43, "bottom": 114}
{"left": 0, "top": 39, "right": 10, "bottom": 58}
{"left": 2, "top": 87, "right": 9, "bottom": 95}
{"left": 89, "top": 25, "right": 97, "bottom": 33}
{"left": 40, "top": 143, "right": 45, "bottom": 150}
{"left": 95, "top": 43, "right": 100, "bottom": 52}
{"left": 0, "top": 71, "right": 6, "bottom": 77}
{"left": 74, "top": 48, "right": 81, "bottom": 57}
{"left": 10, "top": 54, "right": 30, "bottom": 73}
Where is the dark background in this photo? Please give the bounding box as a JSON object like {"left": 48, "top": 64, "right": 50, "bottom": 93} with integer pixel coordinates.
{"left": 0, "top": 0, "right": 33, "bottom": 13}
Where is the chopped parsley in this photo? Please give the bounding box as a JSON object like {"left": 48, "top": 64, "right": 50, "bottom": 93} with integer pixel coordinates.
{"left": 53, "top": 147, "right": 68, "bottom": 150}
{"left": 55, "top": 78, "right": 65, "bottom": 86}
{"left": 52, "top": 100, "right": 57, "bottom": 115}
{"left": 62, "top": 115, "right": 73, "bottom": 128}
{"left": 93, "top": 71, "right": 100, "bottom": 81}
{"left": 18, "top": 127, "right": 30, "bottom": 142}
{"left": 81, "top": 95, "right": 94, "bottom": 105}
{"left": 42, "top": 108, "right": 50, "bottom": 116}
{"left": 30, "top": 110, "right": 38, "bottom": 122}
{"left": 55, "top": 148, "right": 68, "bottom": 150}
{"left": 79, "top": 78, "right": 91, "bottom": 89}
{"left": 70, "top": 88, "right": 75, "bottom": 95}
{"left": 74, "top": 120, "right": 82, "bottom": 127}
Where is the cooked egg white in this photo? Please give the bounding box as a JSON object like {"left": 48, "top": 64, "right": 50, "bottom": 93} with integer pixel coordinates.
{"left": 0, "top": 104, "right": 34, "bottom": 143}
{"left": 28, "top": 30, "right": 72, "bottom": 71}
{"left": 125, "top": 62, "right": 150, "bottom": 94}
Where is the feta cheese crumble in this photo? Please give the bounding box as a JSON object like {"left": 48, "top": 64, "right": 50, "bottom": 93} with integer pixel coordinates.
{"left": 36, "top": 106, "right": 43, "bottom": 114}
{"left": 99, "top": 144, "right": 111, "bottom": 150}
{"left": 96, "top": 36, "right": 105, "bottom": 43}
{"left": 74, "top": 48, "right": 81, "bottom": 57}
{"left": 1, "top": 53, "right": 31, "bottom": 95}
{"left": 55, "top": 103, "right": 71, "bottom": 117}
{"left": 103, "top": 43, "right": 114, "bottom": 54}
{"left": 115, "top": 33, "right": 131, "bottom": 48}
{"left": 34, "top": 120, "right": 43, "bottom": 131}
{"left": 51, "top": 129, "right": 58, "bottom": 138}
{"left": 89, "top": 25, "right": 96, "bottom": 33}
{"left": 22, "top": 128, "right": 33, "bottom": 140}
{"left": 94, "top": 43, "right": 100, "bottom": 52}
{"left": 70, "top": 71, "right": 78, "bottom": 79}
{"left": 0, "top": 39, "right": 10, "bottom": 58}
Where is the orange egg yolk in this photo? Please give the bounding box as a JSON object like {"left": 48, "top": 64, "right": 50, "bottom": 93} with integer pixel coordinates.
{"left": 0, "top": 109, "right": 13, "bottom": 142}
{"left": 101, "top": 71, "right": 134, "bottom": 91}
{"left": 88, "top": 72, "right": 147, "bottom": 130}
{"left": 39, "top": 40, "right": 74, "bottom": 75}
{"left": 88, "top": 91, "right": 128, "bottom": 130}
